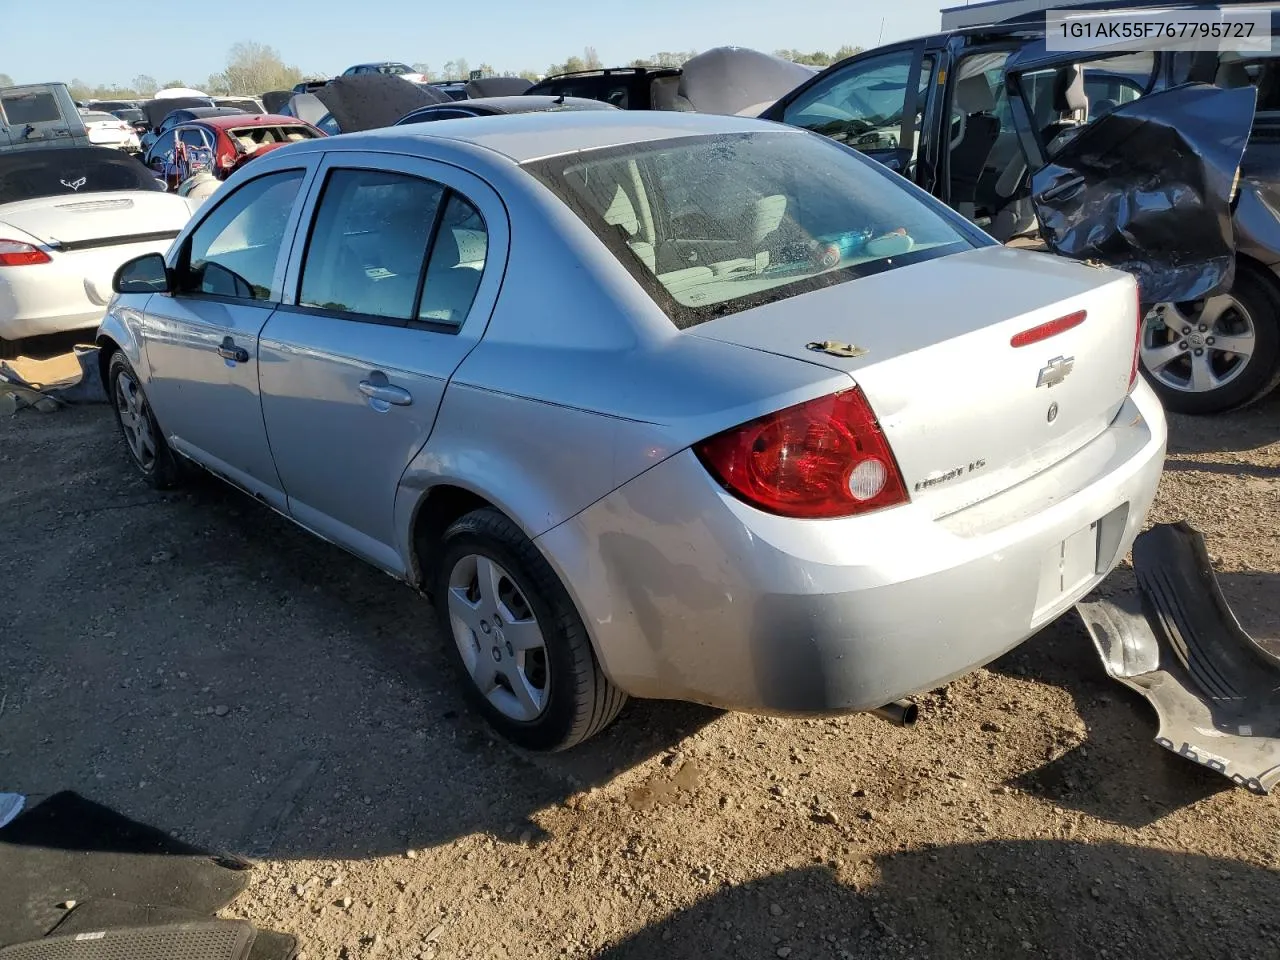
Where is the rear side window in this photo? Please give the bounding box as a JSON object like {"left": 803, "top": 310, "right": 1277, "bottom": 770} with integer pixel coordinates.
{"left": 525, "top": 130, "right": 979, "bottom": 328}
{"left": 296, "top": 168, "right": 489, "bottom": 327}
{"left": 298, "top": 169, "right": 444, "bottom": 321}
{"left": 182, "top": 169, "right": 305, "bottom": 301}
{"left": 1, "top": 91, "right": 60, "bottom": 124}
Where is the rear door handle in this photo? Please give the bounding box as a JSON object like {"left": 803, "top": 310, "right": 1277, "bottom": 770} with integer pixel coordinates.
{"left": 217, "top": 336, "right": 249, "bottom": 363}
{"left": 358, "top": 379, "right": 413, "bottom": 407}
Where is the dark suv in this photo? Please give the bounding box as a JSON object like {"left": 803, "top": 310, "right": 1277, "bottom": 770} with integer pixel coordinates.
{"left": 762, "top": 5, "right": 1280, "bottom": 414}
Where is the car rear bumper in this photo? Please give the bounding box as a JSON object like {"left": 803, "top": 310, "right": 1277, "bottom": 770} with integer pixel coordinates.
{"left": 536, "top": 380, "right": 1168, "bottom": 714}
{"left": 0, "top": 240, "right": 171, "bottom": 341}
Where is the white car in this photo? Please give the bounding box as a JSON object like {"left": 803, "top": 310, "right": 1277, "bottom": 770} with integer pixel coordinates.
{"left": 79, "top": 109, "right": 141, "bottom": 153}
{"left": 0, "top": 146, "right": 193, "bottom": 355}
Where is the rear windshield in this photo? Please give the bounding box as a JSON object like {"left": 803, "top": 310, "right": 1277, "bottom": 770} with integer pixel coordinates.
{"left": 524, "top": 131, "right": 979, "bottom": 328}
{"left": 0, "top": 148, "right": 163, "bottom": 204}
{"left": 2, "top": 91, "right": 61, "bottom": 125}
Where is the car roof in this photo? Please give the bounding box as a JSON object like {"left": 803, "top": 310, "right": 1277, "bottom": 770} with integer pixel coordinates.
{"left": 190, "top": 113, "right": 315, "bottom": 130}
{"left": 326, "top": 110, "right": 794, "bottom": 163}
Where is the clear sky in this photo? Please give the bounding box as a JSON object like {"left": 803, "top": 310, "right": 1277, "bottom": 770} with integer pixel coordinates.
{"left": 5, "top": 0, "right": 954, "bottom": 88}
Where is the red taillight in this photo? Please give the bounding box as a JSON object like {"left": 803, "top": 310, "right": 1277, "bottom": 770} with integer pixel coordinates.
{"left": 0, "top": 240, "right": 51, "bottom": 267}
{"left": 694, "top": 387, "right": 909, "bottom": 519}
{"left": 1130, "top": 282, "right": 1143, "bottom": 392}
{"left": 1010, "top": 310, "right": 1087, "bottom": 348}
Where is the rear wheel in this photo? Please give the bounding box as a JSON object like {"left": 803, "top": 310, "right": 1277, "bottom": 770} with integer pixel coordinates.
{"left": 107, "top": 351, "right": 187, "bottom": 489}
{"left": 1140, "top": 266, "right": 1280, "bottom": 415}
{"left": 431, "top": 507, "right": 626, "bottom": 751}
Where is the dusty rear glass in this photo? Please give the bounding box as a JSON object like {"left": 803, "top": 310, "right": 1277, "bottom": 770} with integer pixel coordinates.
{"left": 524, "top": 130, "right": 979, "bottom": 327}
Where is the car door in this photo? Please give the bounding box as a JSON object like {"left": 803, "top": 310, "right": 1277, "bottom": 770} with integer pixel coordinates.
{"left": 1004, "top": 43, "right": 1256, "bottom": 303}
{"left": 257, "top": 151, "right": 508, "bottom": 574}
{"left": 762, "top": 42, "right": 934, "bottom": 178}
{"left": 140, "top": 163, "right": 316, "bottom": 509}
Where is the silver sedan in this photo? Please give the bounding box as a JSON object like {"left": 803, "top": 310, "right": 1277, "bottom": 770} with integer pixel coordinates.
{"left": 98, "top": 111, "right": 1167, "bottom": 750}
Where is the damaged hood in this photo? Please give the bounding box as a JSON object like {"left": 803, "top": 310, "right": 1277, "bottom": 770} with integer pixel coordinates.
{"left": 314, "top": 74, "right": 449, "bottom": 133}
{"left": 261, "top": 90, "right": 293, "bottom": 114}
{"left": 465, "top": 77, "right": 533, "bottom": 98}
{"left": 284, "top": 93, "right": 330, "bottom": 127}
{"left": 1030, "top": 82, "right": 1255, "bottom": 304}
{"left": 141, "top": 97, "right": 211, "bottom": 130}
{"left": 677, "top": 46, "right": 815, "bottom": 117}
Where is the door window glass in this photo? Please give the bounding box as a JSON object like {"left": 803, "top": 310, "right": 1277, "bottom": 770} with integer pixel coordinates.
{"left": 297, "top": 168, "right": 444, "bottom": 321}
{"left": 782, "top": 50, "right": 933, "bottom": 160}
{"left": 1018, "top": 52, "right": 1155, "bottom": 143}
{"left": 417, "top": 194, "right": 488, "bottom": 325}
{"left": 146, "top": 130, "right": 176, "bottom": 166}
{"left": 182, "top": 169, "right": 305, "bottom": 301}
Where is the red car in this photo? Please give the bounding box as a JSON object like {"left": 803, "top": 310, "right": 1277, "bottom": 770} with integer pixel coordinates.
{"left": 143, "top": 113, "right": 326, "bottom": 189}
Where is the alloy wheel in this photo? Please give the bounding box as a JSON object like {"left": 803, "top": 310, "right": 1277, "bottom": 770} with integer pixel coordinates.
{"left": 114, "top": 369, "right": 158, "bottom": 470}
{"left": 1141, "top": 295, "right": 1257, "bottom": 395}
{"left": 446, "top": 553, "right": 549, "bottom": 722}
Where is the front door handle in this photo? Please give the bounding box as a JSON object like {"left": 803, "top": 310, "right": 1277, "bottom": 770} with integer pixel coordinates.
{"left": 358, "top": 379, "right": 413, "bottom": 407}
{"left": 217, "top": 336, "right": 249, "bottom": 363}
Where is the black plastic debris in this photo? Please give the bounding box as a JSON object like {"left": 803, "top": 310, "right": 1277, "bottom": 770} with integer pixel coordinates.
{"left": 1077, "top": 522, "right": 1280, "bottom": 794}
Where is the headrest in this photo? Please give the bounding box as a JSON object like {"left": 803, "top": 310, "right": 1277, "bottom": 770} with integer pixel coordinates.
{"left": 955, "top": 74, "right": 996, "bottom": 114}
{"left": 1053, "top": 65, "right": 1088, "bottom": 114}
{"left": 1216, "top": 60, "right": 1252, "bottom": 89}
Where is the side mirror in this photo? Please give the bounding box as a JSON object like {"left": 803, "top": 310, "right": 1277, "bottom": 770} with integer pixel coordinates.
{"left": 113, "top": 252, "right": 171, "bottom": 294}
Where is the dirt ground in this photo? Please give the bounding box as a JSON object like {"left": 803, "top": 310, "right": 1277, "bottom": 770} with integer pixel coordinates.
{"left": 2, "top": 381, "right": 1279, "bottom": 960}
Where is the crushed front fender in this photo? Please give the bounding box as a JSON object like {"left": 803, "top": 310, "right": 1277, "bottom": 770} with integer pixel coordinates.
{"left": 1076, "top": 521, "right": 1280, "bottom": 794}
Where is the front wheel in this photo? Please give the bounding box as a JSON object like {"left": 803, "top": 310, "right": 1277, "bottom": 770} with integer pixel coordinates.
{"left": 431, "top": 507, "right": 626, "bottom": 752}
{"left": 107, "top": 351, "right": 187, "bottom": 489}
{"left": 1140, "top": 266, "right": 1280, "bottom": 415}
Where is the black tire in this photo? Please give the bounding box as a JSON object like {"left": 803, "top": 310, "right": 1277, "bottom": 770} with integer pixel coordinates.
{"left": 0, "top": 337, "right": 22, "bottom": 361}
{"left": 431, "top": 507, "right": 626, "bottom": 752}
{"left": 1142, "top": 265, "right": 1280, "bottom": 415}
{"left": 106, "top": 350, "right": 187, "bottom": 489}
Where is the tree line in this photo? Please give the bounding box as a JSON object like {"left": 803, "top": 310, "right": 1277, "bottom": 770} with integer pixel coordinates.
{"left": 19, "top": 40, "right": 866, "bottom": 103}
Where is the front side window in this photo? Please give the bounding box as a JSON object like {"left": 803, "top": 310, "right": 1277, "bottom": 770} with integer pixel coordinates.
{"left": 298, "top": 169, "right": 445, "bottom": 320}
{"left": 782, "top": 49, "right": 932, "bottom": 158}
{"left": 526, "top": 131, "right": 978, "bottom": 328}
{"left": 181, "top": 169, "right": 305, "bottom": 301}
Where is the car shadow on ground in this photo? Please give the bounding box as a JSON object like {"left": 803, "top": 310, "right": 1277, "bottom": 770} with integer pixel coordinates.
{"left": 1163, "top": 387, "right": 1280, "bottom": 456}
{"left": 987, "top": 566, "right": 1280, "bottom": 828}
{"left": 0, "top": 408, "right": 719, "bottom": 862}
{"left": 592, "top": 841, "right": 1280, "bottom": 959}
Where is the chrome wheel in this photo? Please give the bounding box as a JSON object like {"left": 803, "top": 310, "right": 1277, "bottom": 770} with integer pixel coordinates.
{"left": 446, "top": 554, "right": 549, "bottom": 722}
{"left": 1141, "top": 295, "right": 1257, "bottom": 395}
{"left": 114, "top": 369, "right": 157, "bottom": 470}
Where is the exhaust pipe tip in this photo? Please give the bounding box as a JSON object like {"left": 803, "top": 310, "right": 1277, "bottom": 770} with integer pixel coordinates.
{"left": 869, "top": 699, "right": 918, "bottom": 727}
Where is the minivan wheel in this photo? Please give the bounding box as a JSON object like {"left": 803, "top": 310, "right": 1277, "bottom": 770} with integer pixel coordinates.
{"left": 107, "top": 351, "right": 186, "bottom": 489}
{"left": 1140, "top": 266, "right": 1280, "bottom": 415}
{"left": 432, "top": 507, "right": 627, "bottom": 752}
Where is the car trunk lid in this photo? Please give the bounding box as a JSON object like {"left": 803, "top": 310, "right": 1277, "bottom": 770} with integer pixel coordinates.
{"left": 688, "top": 245, "right": 1139, "bottom": 518}
{"left": 0, "top": 192, "right": 186, "bottom": 248}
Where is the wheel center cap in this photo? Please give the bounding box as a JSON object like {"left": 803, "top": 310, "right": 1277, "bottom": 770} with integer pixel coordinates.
{"left": 1188, "top": 332, "right": 1205, "bottom": 347}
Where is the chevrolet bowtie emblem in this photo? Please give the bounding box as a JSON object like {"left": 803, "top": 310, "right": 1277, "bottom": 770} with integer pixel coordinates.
{"left": 1037, "top": 355, "right": 1075, "bottom": 389}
